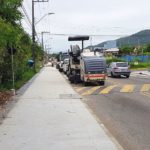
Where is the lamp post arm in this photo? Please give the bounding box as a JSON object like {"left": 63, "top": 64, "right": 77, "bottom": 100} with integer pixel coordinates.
{"left": 35, "top": 14, "right": 47, "bottom": 25}
{"left": 35, "top": 13, "right": 54, "bottom": 25}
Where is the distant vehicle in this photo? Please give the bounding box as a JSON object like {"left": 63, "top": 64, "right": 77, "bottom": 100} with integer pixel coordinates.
{"left": 56, "top": 52, "right": 69, "bottom": 72}
{"left": 107, "top": 62, "right": 131, "bottom": 78}
{"left": 63, "top": 58, "right": 69, "bottom": 74}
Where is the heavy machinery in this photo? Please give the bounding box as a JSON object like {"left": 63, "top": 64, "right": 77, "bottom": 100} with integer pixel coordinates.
{"left": 67, "top": 36, "right": 107, "bottom": 85}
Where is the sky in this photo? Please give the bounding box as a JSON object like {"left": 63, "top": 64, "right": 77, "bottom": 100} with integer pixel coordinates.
{"left": 22, "top": 0, "right": 150, "bottom": 53}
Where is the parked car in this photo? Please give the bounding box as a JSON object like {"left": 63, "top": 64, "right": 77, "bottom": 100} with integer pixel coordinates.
{"left": 63, "top": 58, "right": 69, "bottom": 74}
{"left": 107, "top": 62, "right": 131, "bottom": 78}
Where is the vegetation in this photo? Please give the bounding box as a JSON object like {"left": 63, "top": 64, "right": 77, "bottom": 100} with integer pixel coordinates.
{"left": 94, "top": 30, "right": 150, "bottom": 48}
{"left": 106, "top": 57, "right": 125, "bottom": 64}
{"left": 0, "top": 0, "right": 43, "bottom": 90}
{"left": 130, "top": 62, "right": 150, "bottom": 69}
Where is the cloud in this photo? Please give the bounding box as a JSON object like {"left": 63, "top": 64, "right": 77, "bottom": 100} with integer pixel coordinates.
{"left": 22, "top": 0, "right": 150, "bottom": 52}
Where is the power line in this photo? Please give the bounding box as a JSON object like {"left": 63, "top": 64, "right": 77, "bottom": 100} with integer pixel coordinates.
{"left": 21, "top": 5, "right": 40, "bottom": 42}
{"left": 22, "top": 5, "right": 32, "bottom": 26}
{"left": 46, "top": 33, "right": 130, "bottom": 37}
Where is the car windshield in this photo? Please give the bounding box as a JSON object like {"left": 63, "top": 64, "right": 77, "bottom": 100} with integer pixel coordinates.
{"left": 116, "top": 62, "right": 128, "bottom": 67}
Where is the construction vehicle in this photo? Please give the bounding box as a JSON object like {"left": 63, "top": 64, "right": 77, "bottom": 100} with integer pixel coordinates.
{"left": 67, "top": 36, "right": 107, "bottom": 85}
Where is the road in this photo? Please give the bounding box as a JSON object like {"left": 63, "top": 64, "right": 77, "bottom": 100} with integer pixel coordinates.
{"left": 69, "top": 74, "right": 150, "bottom": 150}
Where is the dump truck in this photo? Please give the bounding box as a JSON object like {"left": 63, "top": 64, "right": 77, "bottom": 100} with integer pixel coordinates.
{"left": 67, "top": 36, "right": 107, "bottom": 85}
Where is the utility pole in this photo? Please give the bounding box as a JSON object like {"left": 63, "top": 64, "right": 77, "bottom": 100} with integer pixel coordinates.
{"left": 41, "top": 32, "right": 50, "bottom": 66}
{"left": 32, "top": 0, "right": 49, "bottom": 71}
{"left": 41, "top": 32, "right": 50, "bottom": 50}
{"left": 11, "top": 45, "right": 15, "bottom": 95}
{"left": 41, "top": 32, "right": 44, "bottom": 50}
{"left": 32, "top": 0, "right": 35, "bottom": 71}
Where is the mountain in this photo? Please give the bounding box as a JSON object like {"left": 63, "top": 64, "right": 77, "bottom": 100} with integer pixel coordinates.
{"left": 117, "top": 30, "right": 150, "bottom": 47}
{"left": 90, "top": 30, "right": 150, "bottom": 49}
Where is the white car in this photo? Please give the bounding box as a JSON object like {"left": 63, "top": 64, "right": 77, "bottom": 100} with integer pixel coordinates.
{"left": 107, "top": 62, "right": 131, "bottom": 78}
{"left": 63, "top": 58, "right": 69, "bottom": 74}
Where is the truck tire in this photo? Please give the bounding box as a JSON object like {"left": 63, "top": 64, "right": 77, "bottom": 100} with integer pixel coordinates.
{"left": 69, "top": 75, "right": 74, "bottom": 83}
{"left": 84, "top": 81, "right": 88, "bottom": 86}
{"left": 111, "top": 72, "right": 114, "bottom": 78}
{"left": 59, "top": 68, "right": 63, "bottom": 72}
{"left": 98, "top": 81, "right": 105, "bottom": 86}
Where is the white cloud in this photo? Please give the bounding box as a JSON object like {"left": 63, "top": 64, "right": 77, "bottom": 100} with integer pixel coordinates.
{"left": 22, "top": 0, "right": 150, "bottom": 52}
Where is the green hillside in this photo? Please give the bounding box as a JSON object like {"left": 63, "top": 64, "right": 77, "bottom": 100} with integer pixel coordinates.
{"left": 91, "top": 30, "right": 150, "bottom": 49}
{"left": 117, "top": 30, "right": 150, "bottom": 47}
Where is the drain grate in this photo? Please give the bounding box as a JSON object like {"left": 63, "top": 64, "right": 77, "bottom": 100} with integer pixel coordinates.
{"left": 59, "top": 94, "right": 81, "bottom": 99}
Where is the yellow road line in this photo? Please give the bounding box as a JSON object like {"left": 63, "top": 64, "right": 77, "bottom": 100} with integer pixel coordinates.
{"left": 100, "top": 85, "right": 118, "bottom": 94}
{"left": 141, "top": 84, "right": 150, "bottom": 92}
{"left": 141, "top": 92, "right": 150, "bottom": 98}
{"left": 82, "top": 86, "right": 101, "bottom": 96}
{"left": 120, "top": 84, "right": 135, "bottom": 93}
{"left": 76, "top": 87, "right": 86, "bottom": 92}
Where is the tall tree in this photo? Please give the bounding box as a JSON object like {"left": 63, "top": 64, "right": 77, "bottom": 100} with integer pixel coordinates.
{"left": 0, "top": 0, "right": 23, "bottom": 24}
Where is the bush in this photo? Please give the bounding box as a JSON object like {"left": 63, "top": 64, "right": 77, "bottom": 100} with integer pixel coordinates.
{"left": 106, "top": 57, "right": 126, "bottom": 64}
{"left": 130, "top": 62, "right": 150, "bottom": 69}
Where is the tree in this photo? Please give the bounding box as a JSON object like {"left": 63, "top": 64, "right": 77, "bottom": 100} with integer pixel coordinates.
{"left": 119, "top": 46, "right": 134, "bottom": 55}
{"left": 0, "top": 0, "right": 43, "bottom": 88}
{"left": 0, "top": 0, "right": 23, "bottom": 24}
{"left": 144, "top": 43, "right": 150, "bottom": 53}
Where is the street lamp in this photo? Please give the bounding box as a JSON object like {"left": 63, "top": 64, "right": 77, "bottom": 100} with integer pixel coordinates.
{"left": 32, "top": 0, "right": 51, "bottom": 71}
{"left": 41, "top": 32, "right": 51, "bottom": 66}
{"left": 35, "top": 12, "right": 55, "bottom": 25}
{"left": 41, "top": 31, "right": 50, "bottom": 50}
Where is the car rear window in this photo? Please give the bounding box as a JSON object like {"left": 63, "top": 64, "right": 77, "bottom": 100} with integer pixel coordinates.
{"left": 116, "top": 63, "right": 128, "bottom": 67}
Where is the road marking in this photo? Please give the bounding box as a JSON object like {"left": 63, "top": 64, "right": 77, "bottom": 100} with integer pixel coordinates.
{"left": 76, "top": 87, "right": 86, "bottom": 92}
{"left": 75, "top": 84, "right": 150, "bottom": 96}
{"left": 82, "top": 86, "right": 101, "bottom": 96}
{"left": 120, "top": 84, "right": 135, "bottom": 93}
{"left": 141, "top": 84, "right": 150, "bottom": 92}
{"left": 141, "top": 92, "right": 150, "bottom": 98}
{"left": 100, "top": 85, "right": 118, "bottom": 94}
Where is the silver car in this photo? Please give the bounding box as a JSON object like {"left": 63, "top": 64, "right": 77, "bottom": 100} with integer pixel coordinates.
{"left": 107, "top": 62, "right": 131, "bottom": 78}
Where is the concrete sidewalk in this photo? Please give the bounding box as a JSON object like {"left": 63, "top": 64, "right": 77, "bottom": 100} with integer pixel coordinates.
{"left": 0, "top": 66, "right": 120, "bottom": 150}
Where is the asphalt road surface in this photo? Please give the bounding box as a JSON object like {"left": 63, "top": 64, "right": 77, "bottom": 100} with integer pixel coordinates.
{"left": 70, "top": 74, "right": 150, "bottom": 150}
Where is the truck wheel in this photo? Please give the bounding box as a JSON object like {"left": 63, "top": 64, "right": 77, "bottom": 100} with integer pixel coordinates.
{"left": 99, "top": 81, "right": 105, "bottom": 86}
{"left": 59, "top": 68, "right": 62, "bottom": 72}
{"left": 56, "top": 64, "right": 59, "bottom": 69}
{"left": 111, "top": 72, "right": 114, "bottom": 78}
{"left": 126, "top": 75, "right": 130, "bottom": 78}
{"left": 83, "top": 81, "right": 88, "bottom": 86}
{"left": 69, "top": 75, "right": 75, "bottom": 83}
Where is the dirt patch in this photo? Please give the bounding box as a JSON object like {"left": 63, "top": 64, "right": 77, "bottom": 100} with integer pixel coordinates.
{"left": 0, "top": 91, "right": 12, "bottom": 106}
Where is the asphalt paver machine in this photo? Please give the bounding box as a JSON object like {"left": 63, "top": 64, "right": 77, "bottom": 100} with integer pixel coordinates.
{"left": 67, "top": 36, "right": 106, "bottom": 85}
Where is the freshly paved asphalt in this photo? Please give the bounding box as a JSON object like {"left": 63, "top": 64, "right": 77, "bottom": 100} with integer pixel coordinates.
{"left": 71, "top": 75, "right": 150, "bottom": 150}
